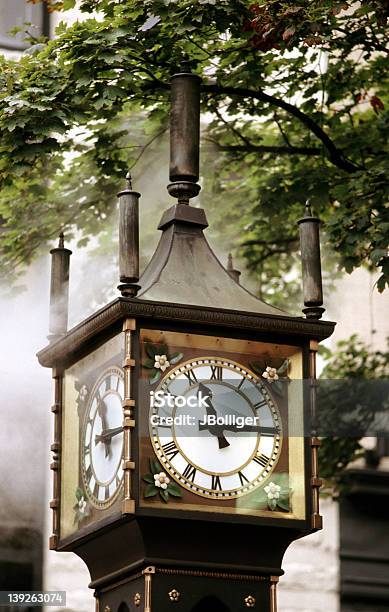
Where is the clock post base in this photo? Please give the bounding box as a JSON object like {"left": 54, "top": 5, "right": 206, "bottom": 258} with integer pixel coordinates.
{"left": 95, "top": 565, "right": 279, "bottom": 612}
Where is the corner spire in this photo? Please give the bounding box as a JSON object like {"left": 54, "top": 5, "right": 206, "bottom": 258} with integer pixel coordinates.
{"left": 117, "top": 172, "right": 141, "bottom": 298}
{"left": 227, "top": 253, "right": 241, "bottom": 284}
{"left": 48, "top": 233, "right": 72, "bottom": 341}
{"left": 298, "top": 200, "right": 325, "bottom": 319}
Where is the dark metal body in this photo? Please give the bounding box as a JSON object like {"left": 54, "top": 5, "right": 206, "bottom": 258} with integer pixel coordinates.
{"left": 48, "top": 235, "right": 71, "bottom": 340}
{"left": 97, "top": 566, "right": 277, "bottom": 612}
{"left": 38, "top": 285, "right": 333, "bottom": 610}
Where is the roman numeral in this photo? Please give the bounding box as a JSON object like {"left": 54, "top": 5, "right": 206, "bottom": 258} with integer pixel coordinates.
{"left": 238, "top": 471, "right": 249, "bottom": 485}
{"left": 115, "top": 376, "right": 120, "bottom": 391}
{"left": 105, "top": 486, "right": 110, "bottom": 500}
{"left": 183, "top": 464, "right": 197, "bottom": 482}
{"left": 93, "top": 482, "right": 99, "bottom": 497}
{"left": 253, "top": 453, "right": 270, "bottom": 468}
{"left": 162, "top": 441, "right": 179, "bottom": 460}
{"left": 85, "top": 465, "right": 92, "bottom": 481}
{"left": 237, "top": 377, "right": 246, "bottom": 390}
{"left": 211, "top": 475, "right": 222, "bottom": 491}
{"left": 105, "top": 376, "right": 111, "bottom": 392}
{"left": 254, "top": 398, "right": 268, "bottom": 410}
{"left": 116, "top": 475, "right": 121, "bottom": 487}
{"left": 260, "top": 426, "right": 278, "bottom": 437}
{"left": 210, "top": 365, "right": 223, "bottom": 381}
{"left": 183, "top": 369, "right": 198, "bottom": 385}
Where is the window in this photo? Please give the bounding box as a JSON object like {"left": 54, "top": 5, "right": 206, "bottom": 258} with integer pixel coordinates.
{"left": 0, "top": 0, "right": 49, "bottom": 52}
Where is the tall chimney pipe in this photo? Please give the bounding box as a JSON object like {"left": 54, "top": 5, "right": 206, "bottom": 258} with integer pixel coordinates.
{"left": 49, "top": 233, "right": 71, "bottom": 340}
{"left": 167, "top": 63, "right": 202, "bottom": 204}
{"left": 117, "top": 172, "right": 140, "bottom": 297}
{"left": 298, "top": 201, "right": 325, "bottom": 319}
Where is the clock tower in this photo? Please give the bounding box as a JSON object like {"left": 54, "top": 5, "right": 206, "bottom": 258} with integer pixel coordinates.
{"left": 38, "top": 65, "right": 335, "bottom": 612}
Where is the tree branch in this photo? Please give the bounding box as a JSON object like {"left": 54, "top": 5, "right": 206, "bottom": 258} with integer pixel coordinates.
{"left": 144, "top": 78, "right": 359, "bottom": 172}
{"left": 201, "top": 83, "right": 360, "bottom": 173}
{"left": 214, "top": 108, "right": 254, "bottom": 147}
{"left": 213, "top": 142, "right": 321, "bottom": 156}
{"left": 273, "top": 111, "right": 292, "bottom": 148}
{"left": 241, "top": 237, "right": 299, "bottom": 247}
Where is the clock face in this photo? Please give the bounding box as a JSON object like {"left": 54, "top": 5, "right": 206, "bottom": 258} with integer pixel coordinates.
{"left": 81, "top": 366, "right": 124, "bottom": 509}
{"left": 150, "top": 358, "right": 282, "bottom": 499}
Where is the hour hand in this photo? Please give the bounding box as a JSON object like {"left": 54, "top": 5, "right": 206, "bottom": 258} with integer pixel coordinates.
{"left": 96, "top": 397, "right": 112, "bottom": 458}
{"left": 197, "top": 383, "right": 230, "bottom": 449}
{"left": 95, "top": 426, "right": 123, "bottom": 445}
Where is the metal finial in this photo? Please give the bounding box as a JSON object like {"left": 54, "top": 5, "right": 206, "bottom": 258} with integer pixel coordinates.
{"left": 304, "top": 199, "right": 313, "bottom": 217}
{"left": 180, "top": 54, "right": 191, "bottom": 73}
{"left": 226, "top": 253, "right": 241, "bottom": 284}
{"left": 58, "top": 232, "right": 64, "bottom": 248}
{"left": 125, "top": 171, "right": 133, "bottom": 190}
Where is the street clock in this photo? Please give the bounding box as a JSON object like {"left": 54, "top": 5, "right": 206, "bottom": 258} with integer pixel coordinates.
{"left": 38, "top": 67, "right": 334, "bottom": 612}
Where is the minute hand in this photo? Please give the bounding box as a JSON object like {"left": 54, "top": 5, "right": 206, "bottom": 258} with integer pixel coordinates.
{"left": 222, "top": 424, "right": 279, "bottom": 436}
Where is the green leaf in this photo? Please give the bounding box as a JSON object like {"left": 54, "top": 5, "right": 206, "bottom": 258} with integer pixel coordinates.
{"left": 142, "top": 473, "right": 155, "bottom": 484}
{"left": 149, "top": 370, "right": 161, "bottom": 385}
{"left": 268, "top": 498, "right": 277, "bottom": 511}
{"left": 75, "top": 487, "right": 83, "bottom": 501}
{"left": 150, "top": 458, "right": 162, "bottom": 474}
{"left": 146, "top": 343, "right": 158, "bottom": 359}
{"left": 143, "top": 358, "right": 155, "bottom": 369}
{"left": 159, "top": 489, "right": 169, "bottom": 503}
{"left": 249, "top": 361, "right": 263, "bottom": 375}
{"left": 159, "top": 343, "right": 169, "bottom": 357}
{"left": 277, "top": 496, "right": 289, "bottom": 511}
{"left": 144, "top": 484, "right": 158, "bottom": 498}
{"left": 169, "top": 352, "right": 183, "bottom": 365}
{"left": 167, "top": 482, "right": 182, "bottom": 497}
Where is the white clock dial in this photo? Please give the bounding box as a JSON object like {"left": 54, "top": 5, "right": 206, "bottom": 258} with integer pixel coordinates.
{"left": 150, "top": 357, "right": 282, "bottom": 499}
{"left": 81, "top": 366, "right": 124, "bottom": 508}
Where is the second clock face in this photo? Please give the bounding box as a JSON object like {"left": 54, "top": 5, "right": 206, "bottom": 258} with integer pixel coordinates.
{"left": 150, "top": 357, "right": 282, "bottom": 499}
{"left": 81, "top": 366, "right": 124, "bottom": 509}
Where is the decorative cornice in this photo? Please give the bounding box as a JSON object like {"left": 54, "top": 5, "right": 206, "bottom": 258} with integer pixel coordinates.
{"left": 37, "top": 297, "right": 335, "bottom": 368}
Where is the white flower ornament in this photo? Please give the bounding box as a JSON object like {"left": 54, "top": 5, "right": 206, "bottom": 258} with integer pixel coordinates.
{"left": 262, "top": 366, "right": 279, "bottom": 383}
{"left": 78, "top": 496, "right": 87, "bottom": 513}
{"left": 79, "top": 384, "right": 88, "bottom": 401}
{"left": 154, "top": 472, "right": 170, "bottom": 490}
{"left": 154, "top": 354, "right": 170, "bottom": 372}
{"left": 264, "top": 482, "right": 281, "bottom": 500}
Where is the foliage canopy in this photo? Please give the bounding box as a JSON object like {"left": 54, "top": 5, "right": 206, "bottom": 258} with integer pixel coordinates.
{"left": 0, "top": 0, "right": 388, "bottom": 301}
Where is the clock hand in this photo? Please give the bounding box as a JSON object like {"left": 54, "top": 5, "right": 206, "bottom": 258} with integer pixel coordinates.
{"left": 95, "top": 426, "right": 123, "bottom": 445}
{"left": 197, "top": 383, "right": 230, "bottom": 449}
{"left": 96, "top": 396, "right": 112, "bottom": 458}
{"left": 222, "top": 424, "right": 280, "bottom": 436}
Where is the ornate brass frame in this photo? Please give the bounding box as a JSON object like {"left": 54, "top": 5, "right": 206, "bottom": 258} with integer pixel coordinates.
{"left": 308, "top": 340, "right": 322, "bottom": 530}
{"left": 49, "top": 367, "right": 63, "bottom": 550}
{"left": 122, "top": 318, "right": 136, "bottom": 514}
